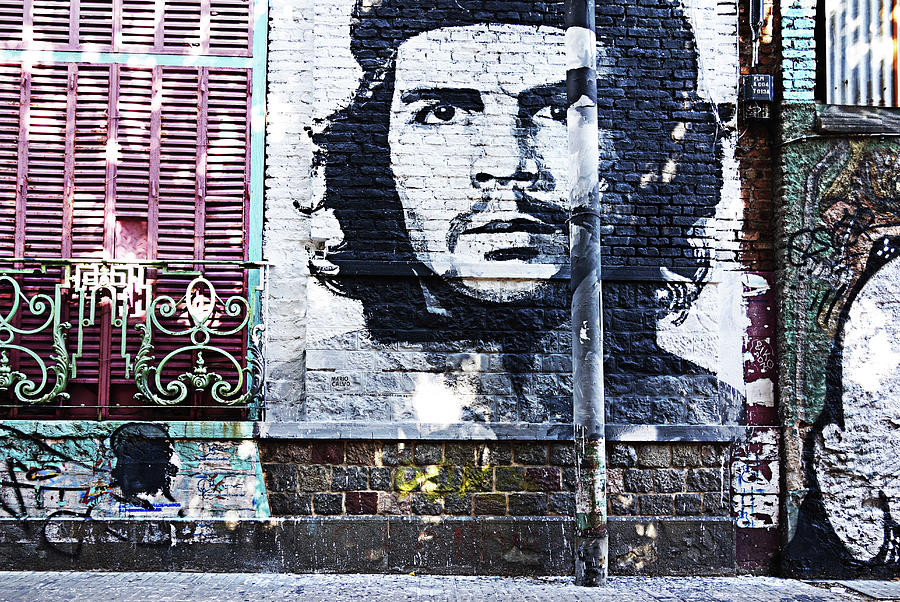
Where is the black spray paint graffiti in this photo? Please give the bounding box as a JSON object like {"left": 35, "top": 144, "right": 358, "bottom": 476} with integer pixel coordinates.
{"left": 786, "top": 144, "right": 900, "bottom": 577}
{"left": 110, "top": 423, "right": 178, "bottom": 503}
{"left": 305, "top": 0, "right": 725, "bottom": 424}
{"left": 0, "top": 423, "right": 180, "bottom": 557}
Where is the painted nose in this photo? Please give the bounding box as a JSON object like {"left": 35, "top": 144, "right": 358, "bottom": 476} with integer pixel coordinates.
{"left": 472, "top": 123, "right": 540, "bottom": 187}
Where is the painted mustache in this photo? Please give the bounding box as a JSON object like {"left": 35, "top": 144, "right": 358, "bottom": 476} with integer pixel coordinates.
{"left": 446, "top": 194, "right": 568, "bottom": 255}
{"left": 461, "top": 218, "right": 557, "bottom": 236}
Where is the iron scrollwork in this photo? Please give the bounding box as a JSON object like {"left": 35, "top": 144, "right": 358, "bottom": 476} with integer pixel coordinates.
{"left": 133, "top": 275, "right": 265, "bottom": 407}
{"left": 0, "top": 274, "right": 70, "bottom": 404}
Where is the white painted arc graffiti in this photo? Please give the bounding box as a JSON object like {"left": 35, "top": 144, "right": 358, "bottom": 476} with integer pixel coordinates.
{"left": 816, "top": 254, "right": 900, "bottom": 560}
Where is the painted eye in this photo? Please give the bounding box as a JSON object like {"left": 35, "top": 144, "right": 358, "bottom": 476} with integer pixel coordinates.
{"left": 534, "top": 104, "right": 567, "bottom": 123}
{"left": 415, "top": 104, "right": 458, "bottom": 124}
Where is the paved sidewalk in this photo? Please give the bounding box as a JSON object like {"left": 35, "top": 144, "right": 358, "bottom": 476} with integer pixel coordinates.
{"left": 0, "top": 572, "right": 872, "bottom": 601}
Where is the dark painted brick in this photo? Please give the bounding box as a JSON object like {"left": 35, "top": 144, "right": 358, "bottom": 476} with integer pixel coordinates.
{"left": 514, "top": 443, "right": 548, "bottom": 465}
{"left": 624, "top": 468, "right": 654, "bottom": 493}
{"left": 345, "top": 492, "right": 377, "bottom": 515}
{"left": 671, "top": 444, "right": 701, "bottom": 467}
{"left": 313, "top": 493, "right": 343, "bottom": 515}
{"left": 380, "top": 443, "right": 413, "bottom": 466}
{"left": 311, "top": 442, "right": 344, "bottom": 465}
{"left": 653, "top": 469, "right": 685, "bottom": 493}
{"left": 414, "top": 443, "right": 443, "bottom": 465}
{"left": 297, "top": 466, "right": 331, "bottom": 492}
{"left": 433, "top": 467, "right": 463, "bottom": 493}
{"left": 445, "top": 443, "right": 476, "bottom": 466}
{"left": 687, "top": 468, "right": 722, "bottom": 492}
{"left": 549, "top": 443, "right": 575, "bottom": 466}
{"left": 369, "top": 467, "right": 393, "bottom": 491}
{"left": 331, "top": 466, "right": 368, "bottom": 491}
{"left": 345, "top": 441, "right": 377, "bottom": 465}
{"left": 496, "top": 466, "right": 526, "bottom": 491}
{"left": 268, "top": 493, "right": 312, "bottom": 516}
{"left": 702, "top": 492, "right": 730, "bottom": 516}
{"left": 259, "top": 442, "right": 311, "bottom": 464}
{"left": 525, "top": 467, "right": 561, "bottom": 492}
{"left": 548, "top": 492, "right": 574, "bottom": 515}
{"left": 639, "top": 494, "right": 674, "bottom": 516}
{"left": 411, "top": 493, "right": 443, "bottom": 515}
{"left": 473, "top": 494, "right": 507, "bottom": 515}
{"left": 637, "top": 444, "right": 671, "bottom": 468}
{"left": 609, "top": 444, "right": 637, "bottom": 468}
{"left": 701, "top": 444, "right": 726, "bottom": 467}
{"left": 264, "top": 464, "right": 297, "bottom": 492}
{"left": 444, "top": 494, "right": 472, "bottom": 515}
{"left": 461, "top": 467, "right": 492, "bottom": 492}
{"left": 675, "top": 493, "right": 703, "bottom": 515}
{"left": 393, "top": 467, "right": 421, "bottom": 492}
{"left": 481, "top": 443, "right": 512, "bottom": 466}
{"left": 562, "top": 467, "right": 577, "bottom": 492}
{"left": 508, "top": 493, "right": 548, "bottom": 516}
{"left": 609, "top": 493, "right": 636, "bottom": 515}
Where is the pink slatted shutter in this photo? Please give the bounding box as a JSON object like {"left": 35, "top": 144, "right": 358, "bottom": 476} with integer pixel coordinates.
{"left": 71, "top": 64, "right": 109, "bottom": 259}
{"left": 0, "top": 1, "right": 251, "bottom": 54}
{"left": 0, "top": 65, "right": 18, "bottom": 258}
{"left": 1, "top": 1, "right": 256, "bottom": 419}
{"left": 25, "top": 63, "right": 67, "bottom": 257}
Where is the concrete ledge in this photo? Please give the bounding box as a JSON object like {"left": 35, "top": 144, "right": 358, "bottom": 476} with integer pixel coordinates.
{"left": 0, "top": 421, "right": 744, "bottom": 443}
{"left": 0, "top": 517, "right": 735, "bottom": 576}
{"left": 0, "top": 421, "right": 255, "bottom": 439}
{"left": 257, "top": 422, "right": 743, "bottom": 442}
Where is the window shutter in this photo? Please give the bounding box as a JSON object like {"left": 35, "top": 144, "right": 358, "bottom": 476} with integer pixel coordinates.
{"left": 0, "top": 0, "right": 252, "bottom": 55}
{"left": 0, "top": 0, "right": 261, "bottom": 418}
{"left": 0, "top": 65, "right": 18, "bottom": 259}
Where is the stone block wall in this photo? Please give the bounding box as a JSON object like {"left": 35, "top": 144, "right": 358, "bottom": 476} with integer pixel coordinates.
{"left": 607, "top": 443, "right": 730, "bottom": 519}
{"left": 260, "top": 440, "right": 577, "bottom": 518}
{"left": 259, "top": 439, "right": 745, "bottom": 575}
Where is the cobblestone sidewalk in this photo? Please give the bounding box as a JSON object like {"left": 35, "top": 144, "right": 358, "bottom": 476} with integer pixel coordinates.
{"left": 0, "top": 572, "right": 870, "bottom": 601}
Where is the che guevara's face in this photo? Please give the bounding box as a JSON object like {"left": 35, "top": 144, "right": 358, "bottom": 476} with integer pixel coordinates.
{"left": 389, "top": 24, "right": 592, "bottom": 301}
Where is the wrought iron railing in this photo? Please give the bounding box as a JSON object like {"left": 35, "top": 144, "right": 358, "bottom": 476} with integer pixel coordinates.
{"left": 0, "top": 258, "right": 267, "bottom": 419}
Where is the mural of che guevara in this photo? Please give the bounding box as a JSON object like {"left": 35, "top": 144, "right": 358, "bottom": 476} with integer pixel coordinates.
{"left": 304, "top": 0, "right": 728, "bottom": 424}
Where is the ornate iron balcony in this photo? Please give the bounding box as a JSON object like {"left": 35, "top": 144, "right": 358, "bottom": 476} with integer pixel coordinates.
{"left": 0, "top": 258, "right": 267, "bottom": 419}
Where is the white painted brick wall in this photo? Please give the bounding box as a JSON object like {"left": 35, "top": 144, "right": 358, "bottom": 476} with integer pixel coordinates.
{"left": 263, "top": 0, "right": 745, "bottom": 424}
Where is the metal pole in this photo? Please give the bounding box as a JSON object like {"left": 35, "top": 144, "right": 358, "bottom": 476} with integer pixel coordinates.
{"left": 566, "top": 0, "right": 607, "bottom": 587}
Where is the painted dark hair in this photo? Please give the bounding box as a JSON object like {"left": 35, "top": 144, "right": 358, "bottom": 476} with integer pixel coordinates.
{"left": 310, "top": 0, "right": 722, "bottom": 343}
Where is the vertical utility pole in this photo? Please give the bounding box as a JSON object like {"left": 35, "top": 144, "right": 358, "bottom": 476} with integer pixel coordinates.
{"left": 566, "top": 0, "right": 607, "bottom": 587}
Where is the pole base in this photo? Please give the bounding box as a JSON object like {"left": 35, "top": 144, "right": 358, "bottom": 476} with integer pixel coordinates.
{"left": 575, "top": 536, "right": 608, "bottom": 587}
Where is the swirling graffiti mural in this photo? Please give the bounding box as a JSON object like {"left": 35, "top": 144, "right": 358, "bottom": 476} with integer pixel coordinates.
{"left": 785, "top": 142, "right": 900, "bottom": 576}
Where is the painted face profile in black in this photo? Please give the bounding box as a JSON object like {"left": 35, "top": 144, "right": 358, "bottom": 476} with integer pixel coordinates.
{"left": 110, "top": 423, "right": 177, "bottom": 504}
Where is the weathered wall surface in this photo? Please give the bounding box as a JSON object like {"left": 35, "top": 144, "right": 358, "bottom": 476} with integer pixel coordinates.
{"left": 780, "top": 113, "right": 900, "bottom": 577}
{"left": 778, "top": 0, "right": 900, "bottom": 577}
{"left": 0, "top": 421, "right": 269, "bottom": 558}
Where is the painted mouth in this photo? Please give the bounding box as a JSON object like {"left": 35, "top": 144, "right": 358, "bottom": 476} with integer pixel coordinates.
{"left": 461, "top": 218, "right": 557, "bottom": 236}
